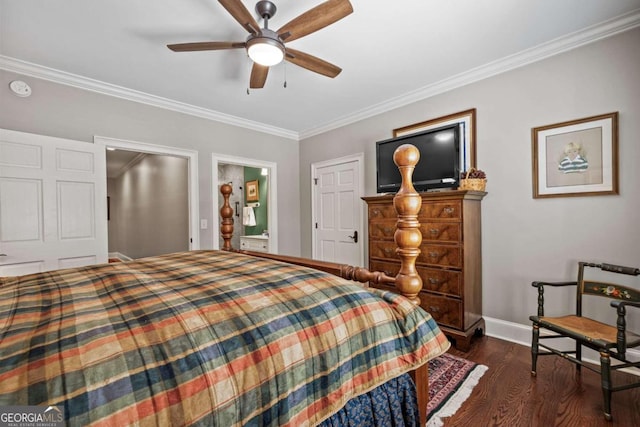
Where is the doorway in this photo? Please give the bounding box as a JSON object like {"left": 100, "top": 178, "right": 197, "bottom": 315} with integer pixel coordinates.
{"left": 212, "top": 154, "right": 278, "bottom": 253}
{"left": 106, "top": 150, "right": 190, "bottom": 259}
{"left": 95, "top": 136, "right": 200, "bottom": 257}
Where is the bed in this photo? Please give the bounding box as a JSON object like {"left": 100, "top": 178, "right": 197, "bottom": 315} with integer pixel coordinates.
{"left": 0, "top": 144, "right": 450, "bottom": 426}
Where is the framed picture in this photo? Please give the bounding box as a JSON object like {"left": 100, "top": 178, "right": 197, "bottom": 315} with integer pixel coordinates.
{"left": 393, "top": 108, "right": 476, "bottom": 171}
{"left": 532, "top": 112, "right": 618, "bottom": 198}
{"left": 245, "top": 180, "right": 259, "bottom": 202}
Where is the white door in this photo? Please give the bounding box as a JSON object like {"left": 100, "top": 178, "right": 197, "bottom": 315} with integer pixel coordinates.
{"left": 312, "top": 155, "right": 363, "bottom": 266}
{"left": 0, "top": 129, "right": 108, "bottom": 276}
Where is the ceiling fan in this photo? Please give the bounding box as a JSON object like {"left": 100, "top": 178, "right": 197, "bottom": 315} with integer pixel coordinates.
{"left": 167, "top": 0, "right": 353, "bottom": 89}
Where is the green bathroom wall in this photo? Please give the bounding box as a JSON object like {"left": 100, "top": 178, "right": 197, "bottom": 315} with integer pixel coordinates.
{"left": 243, "top": 167, "right": 268, "bottom": 235}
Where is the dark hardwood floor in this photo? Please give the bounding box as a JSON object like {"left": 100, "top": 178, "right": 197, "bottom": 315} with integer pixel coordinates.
{"left": 442, "top": 336, "right": 640, "bottom": 427}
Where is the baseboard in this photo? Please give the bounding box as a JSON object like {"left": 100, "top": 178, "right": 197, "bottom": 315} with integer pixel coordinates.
{"left": 108, "top": 252, "right": 133, "bottom": 262}
{"left": 484, "top": 316, "right": 640, "bottom": 375}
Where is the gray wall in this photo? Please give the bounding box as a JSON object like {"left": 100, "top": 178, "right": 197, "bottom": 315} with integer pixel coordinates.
{"left": 1, "top": 28, "right": 638, "bottom": 330}
{"left": 109, "top": 154, "right": 189, "bottom": 259}
{"left": 0, "top": 70, "right": 301, "bottom": 256}
{"left": 299, "top": 28, "right": 640, "bottom": 327}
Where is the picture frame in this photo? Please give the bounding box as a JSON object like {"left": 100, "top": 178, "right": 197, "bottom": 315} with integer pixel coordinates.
{"left": 393, "top": 108, "right": 476, "bottom": 171}
{"left": 532, "top": 112, "right": 618, "bottom": 198}
{"left": 245, "top": 180, "right": 259, "bottom": 202}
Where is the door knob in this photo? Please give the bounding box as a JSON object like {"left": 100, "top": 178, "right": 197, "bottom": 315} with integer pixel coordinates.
{"left": 348, "top": 231, "right": 358, "bottom": 243}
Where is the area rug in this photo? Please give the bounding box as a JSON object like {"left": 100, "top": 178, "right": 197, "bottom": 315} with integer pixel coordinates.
{"left": 427, "top": 352, "right": 488, "bottom": 427}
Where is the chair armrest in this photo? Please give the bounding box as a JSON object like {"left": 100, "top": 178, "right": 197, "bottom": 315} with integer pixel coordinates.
{"left": 609, "top": 300, "right": 640, "bottom": 355}
{"left": 531, "top": 281, "right": 577, "bottom": 317}
{"left": 610, "top": 300, "right": 640, "bottom": 309}
{"left": 531, "top": 281, "right": 577, "bottom": 288}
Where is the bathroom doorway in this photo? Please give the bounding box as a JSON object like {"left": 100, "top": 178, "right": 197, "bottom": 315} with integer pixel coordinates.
{"left": 212, "top": 154, "right": 278, "bottom": 253}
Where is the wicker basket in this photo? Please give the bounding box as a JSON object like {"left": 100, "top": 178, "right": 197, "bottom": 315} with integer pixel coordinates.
{"left": 458, "top": 168, "right": 487, "bottom": 191}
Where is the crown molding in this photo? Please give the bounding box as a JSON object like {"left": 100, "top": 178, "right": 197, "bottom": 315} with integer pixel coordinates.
{"left": 1, "top": 9, "right": 638, "bottom": 142}
{"left": 299, "top": 9, "right": 640, "bottom": 139}
{"left": 0, "top": 55, "right": 299, "bottom": 141}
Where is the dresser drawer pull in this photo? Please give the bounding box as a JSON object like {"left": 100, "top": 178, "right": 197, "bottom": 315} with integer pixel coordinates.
{"left": 372, "top": 208, "right": 381, "bottom": 216}
{"left": 428, "top": 277, "right": 441, "bottom": 284}
{"left": 428, "top": 306, "right": 440, "bottom": 313}
{"left": 443, "top": 207, "right": 455, "bottom": 214}
{"left": 383, "top": 247, "right": 395, "bottom": 256}
{"left": 428, "top": 251, "right": 440, "bottom": 258}
{"left": 383, "top": 227, "right": 394, "bottom": 234}
{"left": 428, "top": 228, "right": 439, "bottom": 235}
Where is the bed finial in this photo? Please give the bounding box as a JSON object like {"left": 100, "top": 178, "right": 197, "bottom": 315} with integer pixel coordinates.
{"left": 393, "top": 144, "right": 423, "bottom": 305}
{"left": 220, "top": 183, "right": 234, "bottom": 251}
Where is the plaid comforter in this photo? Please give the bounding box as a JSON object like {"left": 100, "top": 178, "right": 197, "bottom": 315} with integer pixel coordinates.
{"left": 0, "top": 250, "right": 449, "bottom": 426}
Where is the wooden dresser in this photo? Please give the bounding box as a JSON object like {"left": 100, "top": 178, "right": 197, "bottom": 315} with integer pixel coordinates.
{"left": 363, "top": 190, "right": 486, "bottom": 351}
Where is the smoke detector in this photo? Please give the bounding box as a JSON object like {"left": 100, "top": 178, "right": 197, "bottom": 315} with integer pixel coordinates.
{"left": 9, "top": 80, "right": 32, "bottom": 97}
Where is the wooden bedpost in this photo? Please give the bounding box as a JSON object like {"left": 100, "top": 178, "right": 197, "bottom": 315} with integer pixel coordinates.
{"left": 220, "top": 183, "right": 234, "bottom": 251}
{"left": 393, "top": 145, "right": 430, "bottom": 427}
{"left": 393, "top": 144, "right": 423, "bottom": 305}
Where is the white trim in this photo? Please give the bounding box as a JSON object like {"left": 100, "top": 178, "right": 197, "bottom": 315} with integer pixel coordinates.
{"left": 212, "top": 154, "right": 278, "bottom": 253}
{"left": 0, "top": 55, "right": 297, "bottom": 141}
{"left": 298, "top": 10, "right": 640, "bottom": 139}
{"left": 484, "top": 316, "right": 640, "bottom": 375}
{"left": 1, "top": 11, "right": 638, "bottom": 141}
{"left": 108, "top": 252, "right": 133, "bottom": 262}
{"left": 311, "top": 153, "right": 365, "bottom": 267}
{"left": 94, "top": 136, "right": 200, "bottom": 250}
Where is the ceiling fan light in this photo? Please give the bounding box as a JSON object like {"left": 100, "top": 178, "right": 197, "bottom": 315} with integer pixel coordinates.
{"left": 247, "top": 37, "right": 285, "bottom": 66}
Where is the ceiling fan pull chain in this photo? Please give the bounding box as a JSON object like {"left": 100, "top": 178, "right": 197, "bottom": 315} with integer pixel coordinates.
{"left": 284, "top": 62, "right": 287, "bottom": 88}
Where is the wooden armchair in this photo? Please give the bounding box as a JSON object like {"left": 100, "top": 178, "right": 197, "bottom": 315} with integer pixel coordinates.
{"left": 530, "top": 261, "right": 640, "bottom": 421}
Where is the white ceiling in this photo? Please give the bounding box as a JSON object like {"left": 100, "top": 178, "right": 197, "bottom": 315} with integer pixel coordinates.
{"left": 2, "top": 0, "right": 640, "bottom": 140}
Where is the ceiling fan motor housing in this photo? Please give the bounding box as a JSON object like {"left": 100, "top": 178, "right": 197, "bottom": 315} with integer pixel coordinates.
{"left": 246, "top": 28, "right": 284, "bottom": 50}
{"left": 256, "top": 1, "right": 277, "bottom": 20}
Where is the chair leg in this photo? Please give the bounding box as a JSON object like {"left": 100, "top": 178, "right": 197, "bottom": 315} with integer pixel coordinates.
{"left": 531, "top": 324, "right": 539, "bottom": 376}
{"left": 576, "top": 342, "right": 582, "bottom": 373}
{"left": 600, "top": 351, "right": 613, "bottom": 421}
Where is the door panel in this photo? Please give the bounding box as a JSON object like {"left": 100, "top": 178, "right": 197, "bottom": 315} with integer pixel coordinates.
{"left": 0, "top": 178, "right": 42, "bottom": 242}
{"left": 58, "top": 181, "right": 95, "bottom": 239}
{"left": 313, "top": 158, "right": 362, "bottom": 266}
{"left": 0, "top": 129, "right": 107, "bottom": 276}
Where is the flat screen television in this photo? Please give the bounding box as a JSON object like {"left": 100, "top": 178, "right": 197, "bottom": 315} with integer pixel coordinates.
{"left": 376, "top": 123, "right": 461, "bottom": 193}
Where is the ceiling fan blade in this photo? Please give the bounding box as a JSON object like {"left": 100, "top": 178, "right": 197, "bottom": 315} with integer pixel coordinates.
{"left": 167, "top": 41, "right": 245, "bottom": 52}
{"left": 218, "top": 0, "right": 261, "bottom": 34}
{"left": 285, "top": 48, "right": 341, "bottom": 78}
{"left": 277, "top": 0, "right": 353, "bottom": 42}
{"left": 250, "top": 63, "right": 269, "bottom": 89}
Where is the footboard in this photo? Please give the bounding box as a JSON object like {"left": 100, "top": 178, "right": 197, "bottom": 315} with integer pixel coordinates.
{"left": 220, "top": 145, "right": 424, "bottom": 301}
{"left": 219, "top": 144, "right": 434, "bottom": 425}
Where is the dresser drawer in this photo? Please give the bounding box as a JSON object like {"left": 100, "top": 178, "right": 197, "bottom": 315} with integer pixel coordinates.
{"left": 420, "top": 294, "right": 463, "bottom": 329}
{"left": 370, "top": 241, "right": 461, "bottom": 268}
{"left": 369, "top": 221, "right": 397, "bottom": 240}
{"left": 420, "top": 223, "right": 461, "bottom": 242}
{"left": 370, "top": 221, "right": 461, "bottom": 243}
{"left": 417, "top": 244, "right": 461, "bottom": 268}
{"left": 369, "top": 260, "right": 462, "bottom": 296}
{"left": 368, "top": 204, "right": 397, "bottom": 220}
{"left": 369, "top": 241, "right": 399, "bottom": 260}
{"left": 419, "top": 201, "right": 461, "bottom": 220}
{"left": 368, "top": 282, "right": 462, "bottom": 329}
{"left": 370, "top": 201, "right": 462, "bottom": 221}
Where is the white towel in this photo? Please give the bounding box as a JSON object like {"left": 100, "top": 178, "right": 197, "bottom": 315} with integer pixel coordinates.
{"left": 242, "top": 207, "right": 256, "bottom": 226}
